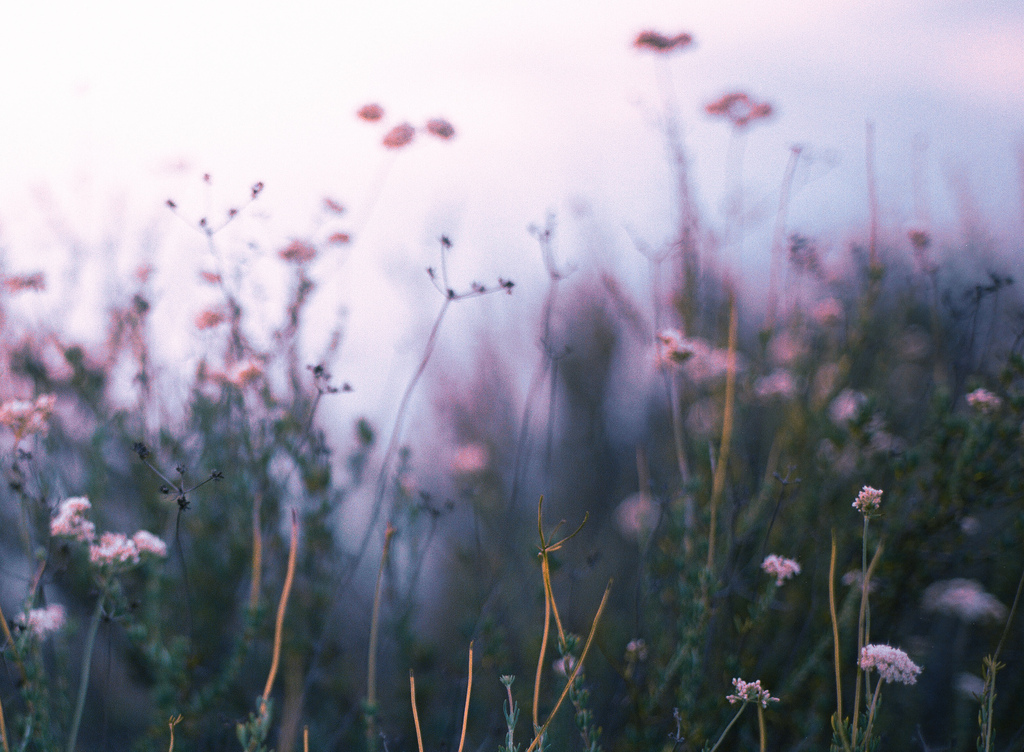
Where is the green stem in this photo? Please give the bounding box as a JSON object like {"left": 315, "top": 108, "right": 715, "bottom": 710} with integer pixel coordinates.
{"left": 861, "top": 679, "right": 883, "bottom": 749}
{"left": 707, "top": 702, "right": 748, "bottom": 752}
{"left": 66, "top": 584, "right": 108, "bottom": 752}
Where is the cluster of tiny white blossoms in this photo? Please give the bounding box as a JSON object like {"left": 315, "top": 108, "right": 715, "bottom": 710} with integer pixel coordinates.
{"left": 0, "top": 394, "right": 57, "bottom": 440}
{"left": 16, "top": 604, "right": 65, "bottom": 638}
{"left": 852, "top": 486, "right": 883, "bottom": 515}
{"left": 761, "top": 554, "right": 801, "bottom": 586}
{"left": 726, "top": 678, "right": 779, "bottom": 708}
{"left": 858, "top": 644, "right": 922, "bottom": 685}
{"left": 921, "top": 578, "right": 1007, "bottom": 624}
{"left": 966, "top": 388, "right": 1002, "bottom": 414}
{"left": 50, "top": 496, "right": 167, "bottom": 567}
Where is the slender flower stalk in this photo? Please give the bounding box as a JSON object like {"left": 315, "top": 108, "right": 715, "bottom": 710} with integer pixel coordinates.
{"left": 66, "top": 583, "right": 110, "bottom": 752}
{"left": 707, "top": 290, "right": 738, "bottom": 575}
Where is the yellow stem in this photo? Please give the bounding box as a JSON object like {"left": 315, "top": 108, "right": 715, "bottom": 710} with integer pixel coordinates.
{"left": 409, "top": 672, "right": 424, "bottom": 752}
{"left": 758, "top": 703, "right": 767, "bottom": 752}
{"left": 457, "top": 642, "right": 474, "bottom": 752}
{"left": 262, "top": 509, "right": 299, "bottom": 708}
{"left": 249, "top": 491, "right": 264, "bottom": 611}
{"left": 829, "top": 531, "right": 852, "bottom": 752}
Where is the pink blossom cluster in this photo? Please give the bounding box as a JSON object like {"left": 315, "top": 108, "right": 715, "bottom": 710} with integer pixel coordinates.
{"left": 754, "top": 370, "right": 797, "bottom": 400}
{"left": 829, "top": 389, "right": 866, "bottom": 424}
{"left": 853, "top": 486, "right": 883, "bottom": 515}
{"left": 0, "top": 394, "right": 57, "bottom": 440}
{"left": 966, "top": 388, "right": 1002, "bottom": 414}
{"left": 761, "top": 554, "right": 801, "bottom": 586}
{"left": 859, "top": 644, "right": 922, "bottom": 685}
{"left": 726, "top": 678, "right": 779, "bottom": 708}
{"left": 921, "top": 578, "right": 1007, "bottom": 623}
{"left": 811, "top": 298, "right": 844, "bottom": 326}
{"left": 50, "top": 496, "right": 167, "bottom": 568}
{"left": 655, "top": 329, "right": 695, "bottom": 369}
{"left": 50, "top": 497, "right": 96, "bottom": 543}
{"left": 17, "top": 604, "right": 65, "bottom": 638}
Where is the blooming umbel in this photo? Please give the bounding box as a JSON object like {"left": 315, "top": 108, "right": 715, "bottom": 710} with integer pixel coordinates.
{"left": 761, "top": 554, "right": 801, "bottom": 585}
{"left": 357, "top": 103, "right": 385, "bottom": 122}
{"left": 705, "top": 92, "right": 773, "bottom": 128}
{"left": 966, "top": 388, "right": 1002, "bottom": 414}
{"left": 859, "top": 644, "right": 922, "bottom": 685}
{"left": 51, "top": 497, "right": 96, "bottom": 543}
{"left": 853, "top": 486, "right": 883, "bottom": 515}
{"left": 90, "top": 532, "right": 141, "bottom": 567}
{"left": 17, "top": 604, "right": 65, "bottom": 638}
{"left": 425, "top": 118, "right": 455, "bottom": 140}
{"left": 0, "top": 394, "right": 57, "bottom": 440}
{"left": 133, "top": 530, "right": 169, "bottom": 558}
{"left": 279, "top": 240, "right": 317, "bottom": 264}
{"left": 382, "top": 123, "right": 415, "bottom": 149}
{"left": 726, "top": 678, "right": 779, "bottom": 708}
{"left": 921, "top": 578, "right": 1007, "bottom": 623}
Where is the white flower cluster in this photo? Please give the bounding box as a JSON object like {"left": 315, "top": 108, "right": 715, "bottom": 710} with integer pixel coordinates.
{"left": 17, "top": 604, "right": 65, "bottom": 638}
{"left": 726, "top": 677, "right": 779, "bottom": 708}
{"left": 761, "top": 554, "right": 801, "bottom": 586}
{"left": 921, "top": 579, "right": 1007, "bottom": 624}
{"left": 966, "top": 388, "right": 1002, "bottom": 414}
{"left": 0, "top": 394, "right": 56, "bottom": 440}
{"left": 858, "top": 644, "right": 922, "bottom": 685}
{"left": 50, "top": 497, "right": 167, "bottom": 568}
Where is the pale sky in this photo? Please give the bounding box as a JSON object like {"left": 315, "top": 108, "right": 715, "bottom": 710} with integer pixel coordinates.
{"left": 0, "top": 0, "right": 1022, "bottom": 438}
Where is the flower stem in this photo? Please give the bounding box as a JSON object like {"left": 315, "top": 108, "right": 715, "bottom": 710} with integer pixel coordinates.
{"left": 67, "top": 584, "right": 108, "bottom": 752}
{"left": 708, "top": 702, "right": 748, "bottom": 752}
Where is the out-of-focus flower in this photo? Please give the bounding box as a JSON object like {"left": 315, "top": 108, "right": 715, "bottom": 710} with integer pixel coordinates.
{"left": 955, "top": 672, "right": 985, "bottom": 700}
{"left": 132, "top": 530, "right": 168, "bottom": 558}
{"left": 852, "top": 486, "right": 883, "bottom": 515}
{"left": 452, "top": 443, "right": 489, "bottom": 474}
{"left": 842, "top": 570, "right": 879, "bottom": 593}
{"left": 829, "top": 389, "right": 866, "bottom": 425}
{"left": 625, "top": 639, "right": 648, "bottom": 662}
{"left": 17, "top": 604, "right": 65, "bottom": 638}
{"left": 382, "top": 123, "right": 415, "bottom": 150}
{"left": 907, "top": 226, "right": 931, "bottom": 251}
{"left": 754, "top": 370, "right": 797, "bottom": 400}
{"left": 727, "top": 678, "right": 778, "bottom": 708}
{"left": 960, "top": 516, "right": 981, "bottom": 536}
{"left": 425, "top": 118, "right": 455, "bottom": 140}
{"left": 195, "top": 309, "right": 226, "bottom": 330}
{"left": 51, "top": 496, "right": 96, "bottom": 543}
{"left": 705, "top": 92, "right": 773, "bottom": 128}
{"left": 679, "top": 338, "right": 736, "bottom": 384}
{"left": 633, "top": 30, "right": 693, "bottom": 52}
{"left": 859, "top": 644, "right": 922, "bottom": 685}
{"left": 223, "top": 361, "right": 262, "bottom": 387}
{"left": 357, "top": 103, "right": 385, "bottom": 122}
{"left": 0, "top": 394, "right": 57, "bottom": 440}
{"left": 966, "top": 388, "right": 1001, "bottom": 414}
{"left": 811, "top": 298, "right": 844, "bottom": 326}
{"left": 552, "top": 655, "right": 577, "bottom": 676}
{"left": 279, "top": 240, "right": 317, "bottom": 264}
{"left": 198, "top": 271, "right": 222, "bottom": 285}
{"left": 922, "top": 579, "right": 1007, "bottom": 623}
{"left": 327, "top": 232, "right": 351, "bottom": 245}
{"left": 761, "top": 554, "right": 801, "bottom": 586}
{"left": 768, "top": 331, "right": 806, "bottom": 366}
{"left": 89, "top": 532, "right": 140, "bottom": 567}
{"left": 323, "top": 197, "right": 346, "bottom": 214}
{"left": 655, "top": 329, "right": 696, "bottom": 369}
{"left": 3, "top": 273, "right": 46, "bottom": 294}
{"left": 615, "top": 492, "right": 657, "bottom": 542}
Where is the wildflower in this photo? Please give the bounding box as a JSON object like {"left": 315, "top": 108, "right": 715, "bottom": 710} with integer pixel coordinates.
{"left": 382, "top": 123, "right": 415, "bottom": 150}
{"left": 132, "top": 530, "right": 169, "bottom": 558}
{"left": 452, "top": 443, "right": 489, "bottom": 474}
{"left": 842, "top": 570, "right": 879, "bottom": 593}
{"left": 357, "top": 103, "right": 384, "bottom": 122}
{"left": 198, "top": 271, "right": 222, "bottom": 285}
{"left": 17, "top": 604, "right": 65, "bottom": 638}
{"left": 761, "top": 554, "right": 801, "bottom": 586}
{"left": 425, "top": 118, "right": 455, "bottom": 140}
{"left": 726, "top": 678, "right": 778, "bottom": 708}
{"left": 829, "top": 389, "right": 866, "bottom": 424}
{"left": 279, "top": 240, "right": 317, "bottom": 264}
{"left": 89, "top": 532, "right": 140, "bottom": 567}
{"left": 323, "top": 197, "right": 346, "bottom": 214}
{"left": 50, "top": 497, "right": 96, "bottom": 543}
{"left": 0, "top": 394, "right": 57, "bottom": 440}
{"left": 966, "top": 388, "right": 1001, "bottom": 414}
{"left": 811, "top": 298, "right": 844, "bottom": 326}
{"left": 327, "top": 232, "right": 351, "bottom": 245}
{"left": 625, "top": 639, "right": 648, "bottom": 662}
{"left": 223, "top": 361, "right": 262, "bottom": 387}
{"left": 2, "top": 272, "right": 46, "bottom": 293}
{"left": 907, "top": 226, "right": 931, "bottom": 251}
{"left": 705, "top": 92, "right": 773, "bottom": 128}
{"left": 858, "top": 644, "right": 922, "bottom": 685}
{"left": 921, "top": 578, "right": 1007, "bottom": 623}
{"left": 754, "top": 370, "right": 797, "bottom": 400}
{"left": 852, "top": 486, "right": 883, "bottom": 515}
{"left": 655, "top": 329, "right": 695, "bottom": 369}
{"left": 768, "top": 331, "right": 806, "bottom": 366}
{"left": 615, "top": 492, "right": 657, "bottom": 542}
{"left": 553, "top": 655, "right": 577, "bottom": 676}
{"left": 195, "top": 309, "right": 225, "bottom": 330}
{"left": 633, "top": 30, "right": 693, "bottom": 53}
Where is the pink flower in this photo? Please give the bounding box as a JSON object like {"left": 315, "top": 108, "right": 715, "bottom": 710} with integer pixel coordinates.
{"left": 921, "top": 579, "right": 1007, "bottom": 623}
{"left": 132, "top": 530, "right": 168, "bottom": 558}
{"left": 966, "top": 388, "right": 1001, "bottom": 414}
{"left": 357, "top": 103, "right": 385, "bottom": 122}
{"left": 194, "top": 309, "right": 226, "bottom": 330}
{"left": 0, "top": 394, "right": 57, "bottom": 440}
{"left": 754, "top": 370, "right": 797, "bottom": 400}
{"left": 633, "top": 30, "right": 693, "bottom": 53}
{"left": 17, "top": 604, "right": 65, "bottom": 638}
{"left": 2, "top": 273, "right": 46, "bottom": 293}
{"left": 859, "top": 644, "right": 922, "bottom": 685}
{"left": 829, "top": 389, "right": 866, "bottom": 424}
{"left": 425, "top": 118, "right": 455, "bottom": 140}
{"left": 382, "top": 123, "right": 415, "bottom": 150}
{"left": 705, "top": 92, "right": 773, "bottom": 128}
{"left": 726, "top": 678, "right": 779, "bottom": 708}
{"left": 51, "top": 497, "right": 96, "bottom": 543}
{"left": 279, "top": 240, "right": 317, "bottom": 264}
{"left": 761, "top": 554, "right": 801, "bottom": 586}
{"left": 853, "top": 486, "right": 883, "bottom": 515}
{"left": 89, "top": 532, "right": 140, "bottom": 567}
